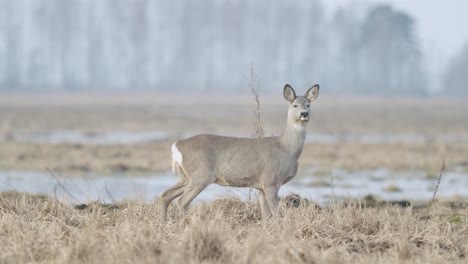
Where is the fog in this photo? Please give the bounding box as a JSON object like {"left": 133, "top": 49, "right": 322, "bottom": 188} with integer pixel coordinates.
{"left": 0, "top": 0, "right": 466, "bottom": 96}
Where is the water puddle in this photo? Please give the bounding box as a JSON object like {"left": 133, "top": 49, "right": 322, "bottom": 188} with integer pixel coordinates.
{"left": 2, "top": 131, "right": 468, "bottom": 145}
{"left": 1, "top": 169, "right": 467, "bottom": 205}
{"left": 0, "top": 171, "right": 258, "bottom": 203}
{"left": 306, "top": 133, "right": 468, "bottom": 144}
{"left": 6, "top": 131, "right": 169, "bottom": 145}
{"left": 293, "top": 168, "right": 468, "bottom": 203}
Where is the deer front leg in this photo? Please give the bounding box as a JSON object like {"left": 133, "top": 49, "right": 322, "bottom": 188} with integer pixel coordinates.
{"left": 264, "top": 185, "right": 280, "bottom": 218}
{"left": 258, "top": 189, "right": 272, "bottom": 218}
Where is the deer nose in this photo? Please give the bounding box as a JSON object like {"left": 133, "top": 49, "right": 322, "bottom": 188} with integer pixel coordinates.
{"left": 300, "top": 111, "right": 309, "bottom": 117}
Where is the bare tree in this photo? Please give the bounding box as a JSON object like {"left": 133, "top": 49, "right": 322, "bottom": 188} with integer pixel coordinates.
{"left": 444, "top": 43, "right": 468, "bottom": 96}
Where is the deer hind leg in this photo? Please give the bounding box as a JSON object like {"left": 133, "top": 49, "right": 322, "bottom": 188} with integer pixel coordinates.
{"left": 160, "top": 179, "right": 187, "bottom": 223}
{"left": 258, "top": 189, "right": 272, "bottom": 218}
{"left": 264, "top": 185, "right": 281, "bottom": 218}
{"left": 177, "top": 182, "right": 209, "bottom": 216}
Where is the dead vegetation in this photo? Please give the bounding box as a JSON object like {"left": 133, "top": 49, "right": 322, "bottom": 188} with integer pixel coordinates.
{"left": 0, "top": 191, "right": 467, "bottom": 264}
{"left": 0, "top": 94, "right": 467, "bottom": 263}
{"left": 1, "top": 138, "right": 467, "bottom": 176}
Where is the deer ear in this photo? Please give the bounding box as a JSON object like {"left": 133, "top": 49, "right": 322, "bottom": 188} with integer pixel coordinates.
{"left": 305, "top": 84, "right": 319, "bottom": 102}
{"left": 283, "top": 84, "right": 296, "bottom": 103}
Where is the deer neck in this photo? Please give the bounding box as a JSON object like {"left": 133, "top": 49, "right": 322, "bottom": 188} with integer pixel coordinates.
{"left": 280, "top": 118, "right": 307, "bottom": 159}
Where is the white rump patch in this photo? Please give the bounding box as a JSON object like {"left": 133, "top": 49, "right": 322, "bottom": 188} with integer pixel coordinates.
{"left": 172, "top": 143, "right": 183, "bottom": 165}
{"left": 171, "top": 143, "right": 183, "bottom": 175}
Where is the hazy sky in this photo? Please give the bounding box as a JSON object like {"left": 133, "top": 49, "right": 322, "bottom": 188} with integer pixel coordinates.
{"left": 324, "top": 0, "right": 468, "bottom": 73}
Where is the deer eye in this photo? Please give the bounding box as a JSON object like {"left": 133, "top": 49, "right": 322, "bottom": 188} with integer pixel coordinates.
{"left": 307, "top": 104, "right": 310, "bottom": 108}
{"left": 293, "top": 105, "right": 298, "bottom": 108}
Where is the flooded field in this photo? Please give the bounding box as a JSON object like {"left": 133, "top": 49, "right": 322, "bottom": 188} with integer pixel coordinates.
{"left": 0, "top": 93, "right": 467, "bottom": 204}
{"left": 2, "top": 168, "right": 467, "bottom": 205}
{"left": 3, "top": 130, "right": 468, "bottom": 145}
{"left": 1, "top": 131, "right": 169, "bottom": 145}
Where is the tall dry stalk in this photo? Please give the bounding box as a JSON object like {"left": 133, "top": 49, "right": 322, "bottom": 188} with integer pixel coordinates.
{"left": 330, "top": 171, "right": 336, "bottom": 208}
{"left": 430, "top": 160, "right": 445, "bottom": 208}
{"left": 247, "top": 63, "right": 263, "bottom": 201}
{"left": 249, "top": 62, "right": 264, "bottom": 139}
{"left": 47, "top": 168, "right": 80, "bottom": 203}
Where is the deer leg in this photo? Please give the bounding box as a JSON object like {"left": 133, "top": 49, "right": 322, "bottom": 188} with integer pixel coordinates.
{"left": 177, "top": 183, "right": 209, "bottom": 216}
{"left": 264, "top": 186, "right": 281, "bottom": 218}
{"left": 160, "top": 179, "right": 187, "bottom": 223}
{"left": 258, "top": 189, "right": 272, "bottom": 218}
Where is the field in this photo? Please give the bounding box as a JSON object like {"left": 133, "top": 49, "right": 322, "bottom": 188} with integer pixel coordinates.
{"left": 1, "top": 191, "right": 467, "bottom": 263}
{"left": 1, "top": 92, "right": 468, "bottom": 263}
{"left": 1, "top": 93, "right": 468, "bottom": 175}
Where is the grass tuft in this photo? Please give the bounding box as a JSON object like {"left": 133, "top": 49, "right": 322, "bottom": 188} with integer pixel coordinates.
{"left": 383, "top": 184, "right": 402, "bottom": 193}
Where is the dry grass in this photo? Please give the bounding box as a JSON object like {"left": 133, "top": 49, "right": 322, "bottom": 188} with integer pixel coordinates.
{"left": 0, "top": 140, "right": 173, "bottom": 175}
{"left": 0, "top": 138, "right": 467, "bottom": 176}
{"left": 383, "top": 184, "right": 402, "bottom": 193}
{"left": 299, "top": 141, "right": 468, "bottom": 175}
{"left": 1, "top": 94, "right": 467, "bottom": 263}
{"left": 1, "top": 191, "right": 467, "bottom": 264}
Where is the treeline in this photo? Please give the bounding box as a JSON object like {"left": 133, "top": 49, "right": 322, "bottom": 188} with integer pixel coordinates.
{"left": 444, "top": 44, "right": 468, "bottom": 96}
{"left": 0, "top": 0, "right": 463, "bottom": 96}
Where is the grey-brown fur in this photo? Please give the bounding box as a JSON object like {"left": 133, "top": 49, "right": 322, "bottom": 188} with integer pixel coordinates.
{"left": 160, "top": 84, "right": 319, "bottom": 222}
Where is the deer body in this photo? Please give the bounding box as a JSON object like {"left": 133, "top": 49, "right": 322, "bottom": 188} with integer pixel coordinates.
{"left": 160, "top": 84, "right": 319, "bottom": 222}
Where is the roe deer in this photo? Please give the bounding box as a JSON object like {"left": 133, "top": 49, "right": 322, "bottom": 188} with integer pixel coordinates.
{"left": 160, "top": 84, "right": 319, "bottom": 222}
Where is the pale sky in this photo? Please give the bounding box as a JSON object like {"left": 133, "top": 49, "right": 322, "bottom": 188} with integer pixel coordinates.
{"left": 324, "top": 0, "right": 468, "bottom": 76}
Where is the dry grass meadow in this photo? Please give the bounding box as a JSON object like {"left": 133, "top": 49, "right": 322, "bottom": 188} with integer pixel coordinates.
{"left": 1, "top": 93, "right": 468, "bottom": 263}
{"left": 1, "top": 191, "right": 467, "bottom": 264}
